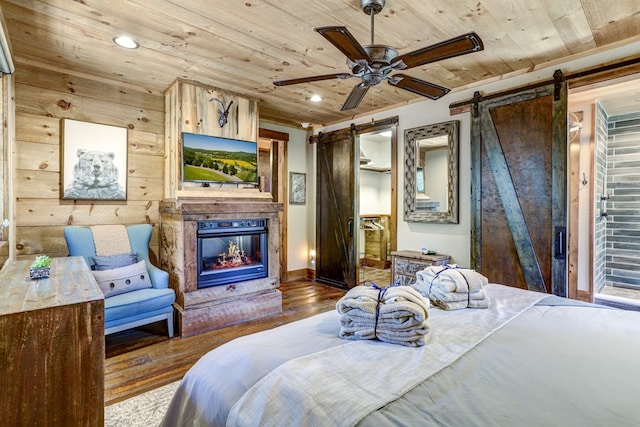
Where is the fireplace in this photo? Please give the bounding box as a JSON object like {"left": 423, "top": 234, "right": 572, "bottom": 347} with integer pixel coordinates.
{"left": 197, "top": 219, "right": 268, "bottom": 288}
{"left": 160, "top": 199, "right": 283, "bottom": 337}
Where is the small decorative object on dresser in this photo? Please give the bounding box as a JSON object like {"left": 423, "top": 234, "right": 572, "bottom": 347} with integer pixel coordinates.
{"left": 29, "top": 255, "right": 51, "bottom": 279}
{"left": 391, "top": 250, "right": 451, "bottom": 286}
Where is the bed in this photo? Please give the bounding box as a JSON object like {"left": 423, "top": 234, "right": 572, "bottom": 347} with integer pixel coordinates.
{"left": 161, "top": 284, "right": 640, "bottom": 426}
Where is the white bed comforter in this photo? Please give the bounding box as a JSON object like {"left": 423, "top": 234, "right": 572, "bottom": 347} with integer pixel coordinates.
{"left": 359, "top": 302, "right": 640, "bottom": 427}
{"left": 161, "top": 284, "right": 640, "bottom": 426}
{"left": 227, "top": 285, "right": 543, "bottom": 426}
{"left": 161, "top": 285, "right": 544, "bottom": 426}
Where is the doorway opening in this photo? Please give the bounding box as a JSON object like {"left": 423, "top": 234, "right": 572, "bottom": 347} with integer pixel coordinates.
{"left": 358, "top": 128, "right": 393, "bottom": 286}
{"left": 258, "top": 128, "right": 288, "bottom": 281}
{"left": 314, "top": 118, "right": 397, "bottom": 289}
{"left": 568, "top": 73, "right": 640, "bottom": 309}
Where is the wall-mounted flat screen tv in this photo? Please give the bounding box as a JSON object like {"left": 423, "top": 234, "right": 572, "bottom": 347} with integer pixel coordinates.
{"left": 182, "top": 132, "right": 258, "bottom": 185}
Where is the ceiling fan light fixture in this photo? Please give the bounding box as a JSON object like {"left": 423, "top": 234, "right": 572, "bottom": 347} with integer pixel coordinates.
{"left": 113, "top": 36, "right": 139, "bottom": 49}
{"left": 272, "top": 0, "right": 484, "bottom": 112}
{"left": 361, "top": 0, "right": 385, "bottom": 16}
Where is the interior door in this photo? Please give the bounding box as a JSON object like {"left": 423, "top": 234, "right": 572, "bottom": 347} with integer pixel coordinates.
{"left": 316, "top": 126, "right": 358, "bottom": 289}
{"left": 258, "top": 129, "right": 288, "bottom": 281}
{"left": 470, "top": 76, "right": 568, "bottom": 296}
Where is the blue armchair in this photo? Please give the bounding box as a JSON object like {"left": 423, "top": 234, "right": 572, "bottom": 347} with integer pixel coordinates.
{"left": 64, "top": 224, "right": 175, "bottom": 337}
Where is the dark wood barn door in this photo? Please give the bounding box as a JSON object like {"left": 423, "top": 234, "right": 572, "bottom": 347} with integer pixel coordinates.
{"left": 471, "top": 78, "right": 568, "bottom": 296}
{"left": 316, "top": 127, "right": 358, "bottom": 289}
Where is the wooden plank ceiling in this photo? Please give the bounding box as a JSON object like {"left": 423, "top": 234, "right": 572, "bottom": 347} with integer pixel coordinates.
{"left": 1, "top": 0, "right": 639, "bottom": 128}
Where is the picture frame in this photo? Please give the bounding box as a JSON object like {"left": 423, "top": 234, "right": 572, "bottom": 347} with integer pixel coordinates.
{"left": 289, "top": 172, "right": 306, "bottom": 205}
{"left": 61, "top": 119, "right": 128, "bottom": 200}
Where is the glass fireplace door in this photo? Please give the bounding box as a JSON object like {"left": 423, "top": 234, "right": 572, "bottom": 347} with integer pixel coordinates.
{"left": 197, "top": 220, "right": 268, "bottom": 288}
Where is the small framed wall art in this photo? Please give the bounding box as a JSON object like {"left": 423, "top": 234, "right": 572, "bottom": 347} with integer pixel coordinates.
{"left": 289, "top": 172, "right": 306, "bottom": 205}
{"left": 61, "top": 119, "right": 128, "bottom": 200}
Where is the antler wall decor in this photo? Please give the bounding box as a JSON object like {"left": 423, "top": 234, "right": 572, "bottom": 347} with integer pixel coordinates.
{"left": 209, "top": 98, "right": 234, "bottom": 127}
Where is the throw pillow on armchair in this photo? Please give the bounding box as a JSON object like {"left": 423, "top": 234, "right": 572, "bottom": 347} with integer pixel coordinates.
{"left": 92, "top": 260, "right": 153, "bottom": 298}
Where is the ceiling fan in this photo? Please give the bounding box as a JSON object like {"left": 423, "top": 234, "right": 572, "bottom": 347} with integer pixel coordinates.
{"left": 273, "top": 0, "right": 484, "bottom": 111}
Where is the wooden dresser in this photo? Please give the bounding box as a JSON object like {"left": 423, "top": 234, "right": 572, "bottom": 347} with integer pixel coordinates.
{"left": 0, "top": 256, "right": 105, "bottom": 426}
{"left": 391, "top": 250, "right": 451, "bottom": 286}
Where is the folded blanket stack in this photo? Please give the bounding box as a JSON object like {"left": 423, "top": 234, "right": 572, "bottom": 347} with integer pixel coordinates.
{"left": 336, "top": 284, "right": 430, "bottom": 347}
{"left": 414, "top": 265, "right": 490, "bottom": 310}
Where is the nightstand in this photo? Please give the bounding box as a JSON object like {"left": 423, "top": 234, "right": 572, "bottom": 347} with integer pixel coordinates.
{"left": 391, "top": 250, "right": 451, "bottom": 286}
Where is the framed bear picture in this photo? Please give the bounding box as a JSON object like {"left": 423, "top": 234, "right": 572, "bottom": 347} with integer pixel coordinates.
{"left": 61, "top": 119, "right": 128, "bottom": 200}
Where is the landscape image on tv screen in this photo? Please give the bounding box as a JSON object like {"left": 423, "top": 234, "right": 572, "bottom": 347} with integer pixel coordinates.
{"left": 182, "top": 132, "right": 258, "bottom": 184}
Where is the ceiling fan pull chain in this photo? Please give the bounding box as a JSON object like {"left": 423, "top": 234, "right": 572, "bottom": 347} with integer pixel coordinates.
{"left": 371, "top": 90, "right": 375, "bottom": 124}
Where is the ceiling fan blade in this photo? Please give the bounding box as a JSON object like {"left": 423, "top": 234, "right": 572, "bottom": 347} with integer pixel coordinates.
{"left": 274, "top": 73, "right": 351, "bottom": 86}
{"left": 395, "top": 32, "right": 484, "bottom": 69}
{"left": 341, "top": 83, "right": 369, "bottom": 111}
{"left": 389, "top": 74, "right": 450, "bottom": 100}
{"left": 315, "top": 26, "right": 372, "bottom": 63}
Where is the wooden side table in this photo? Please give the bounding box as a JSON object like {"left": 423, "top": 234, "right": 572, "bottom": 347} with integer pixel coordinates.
{"left": 391, "top": 250, "right": 451, "bottom": 286}
{"left": 0, "top": 256, "right": 105, "bottom": 426}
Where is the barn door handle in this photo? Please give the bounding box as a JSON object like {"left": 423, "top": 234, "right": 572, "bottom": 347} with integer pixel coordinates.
{"left": 347, "top": 219, "right": 354, "bottom": 237}
{"left": 554, "top": 226, "right": 566, "bottom": 259}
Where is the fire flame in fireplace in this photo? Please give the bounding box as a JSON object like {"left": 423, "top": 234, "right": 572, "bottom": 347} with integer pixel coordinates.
{"left": 209, "top": 239, "right": 256, "bottom": 270}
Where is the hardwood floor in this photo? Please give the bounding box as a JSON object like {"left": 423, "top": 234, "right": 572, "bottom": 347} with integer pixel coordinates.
{"left": 360, "top": 266, "right": 392, "bottom": 286}
{"left": 104, "top": 279, "right": 345, "bottom": 406}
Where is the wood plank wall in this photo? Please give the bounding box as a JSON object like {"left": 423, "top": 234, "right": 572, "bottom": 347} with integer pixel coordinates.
{"left": 13, "top": 64, "right": 165, "bottom": 261}
{"left": 0, "top": 74, "right": 9, "bottom": 266}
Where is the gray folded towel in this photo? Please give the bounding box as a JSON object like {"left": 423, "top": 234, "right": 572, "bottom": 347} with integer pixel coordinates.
{"left": 413, "top": 265, "right": 490, "bottom": 310}
{"left": 336, "top": 284, "right": 431, "bottom": 347}
{"left": 339, "top": 320, "right": 431, "bottom": 347}
{"left": 431, "top": 296, "right": 490, "bottom": 311}
{"left": 428, "top": 286, "right": 488, "bottom": 303}
{"left": 415, "top": 265, "right": 488, "bottom": 293}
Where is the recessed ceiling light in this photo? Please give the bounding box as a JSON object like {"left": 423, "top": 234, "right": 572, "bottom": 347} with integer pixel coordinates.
{"left": 309, "top": 95, "right": 323, "bottom": 102}
{"left": 113, "top": 36, "right": 139, "bottom": 49}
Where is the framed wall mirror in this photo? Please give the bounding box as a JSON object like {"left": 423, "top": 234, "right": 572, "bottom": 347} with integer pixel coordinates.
{"left": 403, "top": 120, "right": 459, "bottom": 223}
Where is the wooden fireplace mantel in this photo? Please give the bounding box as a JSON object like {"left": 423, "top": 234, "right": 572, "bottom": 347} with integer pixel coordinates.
{"left": 159, "top": 199, "right": 283, "bottom": 337}
{"left": 173, "top": 187, "right": 273, "bottom": 202}
{"left": 163, "top": 198, "right": 282, "bottom": 216}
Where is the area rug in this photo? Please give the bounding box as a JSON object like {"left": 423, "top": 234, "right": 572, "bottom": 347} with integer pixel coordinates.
{"left": 105, "top": 381, "right": 179, "bottom": 427}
